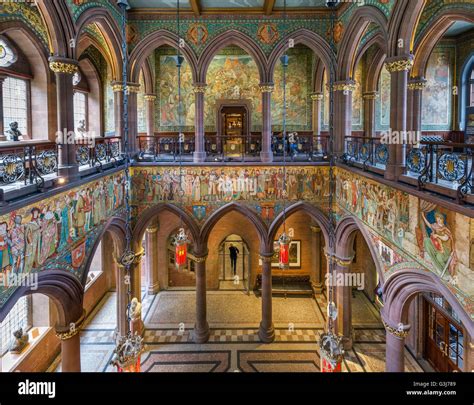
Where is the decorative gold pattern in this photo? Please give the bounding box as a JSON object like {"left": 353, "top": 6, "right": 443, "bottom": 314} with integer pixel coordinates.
{"left": 385, "top": 58, "right": 413, "bottom": 73}
{"left": 49, "top": 61, "right": 78, "bottom": 75}
{"left": 144, "top": 94, "right": 157, "bottom": 101}
{"left": 193, "top": 255, "right": 208, "bottom": 263}
{"left": 324, "top": 252, "right": 353, "bottom": 267}
{"left": 408, "top": 81, "right": 426, "bottom": 90}
{"left": 259, "top": 254, "right": 273, "bottom": 263}
{"left": 127, "top": 84, "right": 141, "bottom": 94}
{"left": 55, "top": 313, "right": 85, "bottom": 341}
{"left": 383, "top": 320, "right": 409, "bottom": 338}
{"left": 259, "top": 84, "right": 274, "bottom": 93}
{"left": 311, "top": 93, "right": 323, "bottom": 101}
{"left": 112, "top": 83, "right": 124, "bottom": 92}
{"left": 193, "top": 85, "right": 207, "bottom": 93}
{"left": 362, "top": 92, "right": 378, "bottom": 100}
{"left": 146, "top": 226, "right": 159, "bottom": 233}
{"left": 332, "top": 82, "right": 356, "bottom": 93}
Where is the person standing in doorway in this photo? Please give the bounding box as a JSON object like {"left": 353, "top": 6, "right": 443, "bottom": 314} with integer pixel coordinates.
{"left": 228, "top": 243, "right": 240, "bottom": 276}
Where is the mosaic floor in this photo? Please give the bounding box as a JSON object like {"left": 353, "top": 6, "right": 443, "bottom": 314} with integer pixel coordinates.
{"left": 50, "top": 290, "right": 423, "bottom": 373}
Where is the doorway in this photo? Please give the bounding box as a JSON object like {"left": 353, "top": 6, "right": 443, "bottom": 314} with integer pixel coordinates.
{"left": 218, "top": 234, "right": 250, "bottom": 291}
{"left": 424, "top": 294, "right": 464, "bottom": 372}
{"left": 216, "top": 100, "right": 251, "bottom": 159}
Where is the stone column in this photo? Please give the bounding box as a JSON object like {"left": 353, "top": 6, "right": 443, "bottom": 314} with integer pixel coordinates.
{"left": 383, "top": 318, "right": 410, "bottom": 372}
{"left": 145, "top": 220, "right": 160, "bottom": 295}
{"left": 49, "top": 57, "right": 80, "bottom": 181}
{"left": 55, "top": 312, "right": 85, "bottom": 372}
{"left": 194, "top": 254, "right": 210, "bottom": 343}
{"left": 385, "top": 55, "right": 414, "bottom": 181}
{"left": 408, "top": 78, "right": 426, "bottom": 136}
{"left": 311, "top": 92, "right": 323, "bottom": 153}
{"left": 144, "top": 94, "right": 156, "bottom": 138}
{"left": 260, "top": 83, "right": 274, "bottom": 163}
{"left": 193, "top": 83, "right": 206, "bottom": 162}
{"left": 127, "top": 82, "right": 140, "bottom": 156}
{"left": 115, "top": 256, "right": 128, "bottom": 336}
{"left": 333, "top": 81, "right": 356, "bottom": 156}
{"left": 258, "top": 253, "right": 275, "bottom": 343}
{"left": 465, "top": 335, "right": 473, "bottom": 372}
{"left": 0, "top": 75, "right": 7, "bottom": 141}
{"left": 331, "top": 253, "right": 354, "bottom": 350}
{"left": 310, "top": 225, "right": 323, "bottom": 293}
{"left": 362, "top": 91, "right": 378, "bottom": 138}
{"left": 112, "top": 82, "right": 124, "bottom": 139}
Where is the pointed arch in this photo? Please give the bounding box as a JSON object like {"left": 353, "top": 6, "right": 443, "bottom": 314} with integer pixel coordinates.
{"left": 132, "top": 203, "right": 201, "bottom": 254}
{"left": 129, "top": 29, "right": 199, "bottom": 84}
{"left": 200, "top": 202, "right": 268, "bottom": 252}
{"left": 268, "top": 28, "right": 333, "bottom": 83}
{"left": 382, "top": 269, "right": 474, "bottom": 338}
{"left": 334, "top": 215, "right": 385, "bottom": 284}
{"left": 337, "top": 5, "right": 388, "bottom": 81}
{"left": 198, "top": 29, "right": 267, "bottom": 84}
{"left": 268, "top": 201, "right": 330, "bottom": 252}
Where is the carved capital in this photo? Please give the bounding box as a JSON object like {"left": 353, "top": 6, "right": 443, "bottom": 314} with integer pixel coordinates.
{"left": 311, "top": 92, "right": 323, "bottom": 101}
{"left": 193, "top": 255, "right": 207, "bottom": 263}
{"left": 383, "top": 319, "right": 410, "bottom": 339}
{"left": 332, "top": 81, "right": 356, "bottom": 93}
{"left": 259, "top": 84, "right": 274, "bottom": 93}
{"left": 144, "top": 94, "right": 157, "bottom": 101}
{"left": 146, "top": 225, "right": 159, "bottom": 233}
{"left": 127, "top": 83, "right": 141, "bottom": 94}
{"left": 362, "top": 91, "right": 378, "bottom": 100}
{"left": 193, "top": 84, "right": 207, "bottom": 93}
{"left": 325, "top": 252, "right": 353, "bottom": 268}
{"left": 49, "top": 60, "right": 78, "bottom": 75}
{"left": 259, "top": 254, "right": 274, "bottom": 263}
{"left": 55, "top": 311, "right": 85, "bottom": 340}
{"left": 408, "top": 79, "right": 427, "bottom": 91}
{"left": 385, "top": 56, "right": 414, "bottom": 73}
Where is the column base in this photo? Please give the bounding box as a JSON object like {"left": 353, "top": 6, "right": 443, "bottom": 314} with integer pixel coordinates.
{"left": 258, "top": 322, "right": 275, "bottom": 343}
{"left": 147, "top": 282, "right": 160, "bottom": 295}
{"left": 193, "top": 322, "right": 210, "bottom": 343}
{"left": 58, "top": 165, "right": 80, "bottom": 182}
{"left": 193, "top": 151, "right": 207, "bottom": 163}
{"left": 312, "top": 282, "right": 324, "bottom": 294}
{"left": 260, "top": 151, "right": 273, "bottom": 163}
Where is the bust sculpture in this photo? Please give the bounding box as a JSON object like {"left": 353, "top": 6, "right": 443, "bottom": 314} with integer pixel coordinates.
{"left": 9, "top": 328, "right": 29, "bottom": 354}
{"left": 128, "top": 297, "right": 142, "bottom": 322}
{"left": 6, "top": 121, "right": 22, "bottom": 141}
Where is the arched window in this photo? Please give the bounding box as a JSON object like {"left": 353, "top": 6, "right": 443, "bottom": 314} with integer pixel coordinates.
{"left": 0, "top": 37, "right": 17, "bottom": 68}
{"left": 3, "top": 76, "right": 29, "bottom": 136}
{"left": 0, "top": 296, "right": 32, "bottom": 356}
{"left": 73, "top": 91, "right": 88, "bottom": 133}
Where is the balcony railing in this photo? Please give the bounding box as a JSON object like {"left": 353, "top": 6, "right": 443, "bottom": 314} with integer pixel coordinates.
{"left": 342, "top": 136, "right": 388, "bottom": 172}
{"left": 137, "top": 134, "right": 330, "bottom": 162}
{"left": 0, "top": 137, "right": 123, "bottom": 202}
{"left": 403, "top": 140, "right": 473, "bottom": 203}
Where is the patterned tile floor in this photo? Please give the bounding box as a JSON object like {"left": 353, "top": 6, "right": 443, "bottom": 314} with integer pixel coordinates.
{"left": 51, "top": 290, "right": 423, "bottom": 373}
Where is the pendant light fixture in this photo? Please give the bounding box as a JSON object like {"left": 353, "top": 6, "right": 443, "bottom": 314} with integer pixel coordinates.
{"left": 173, "top": 0, "right": 189, "bottom": 271}
{"left": 110, "top": 0, "right": 144, "bottom": 373}
{"left": 319, "top": 0, "right": 344, "bottom": 373}
{"left": 278, "top": 0, "right": 291, "bottom": 271}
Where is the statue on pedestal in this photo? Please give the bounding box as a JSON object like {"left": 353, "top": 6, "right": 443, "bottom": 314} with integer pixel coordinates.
{"left": 6, "top": 121, "right": 22, "bottom": 141}
{"left": 9, "top": 328, "right": 29, "bottom": 354}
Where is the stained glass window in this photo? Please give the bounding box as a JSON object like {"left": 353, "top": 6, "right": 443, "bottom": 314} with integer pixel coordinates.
{"left": 3, "top": 76, "right": 28, "bottom": 136}
{"left": 0, "top": 38, "right": 17, "bottom": 68}
{"left": 74, "top": 91, "right": 87, "bottom": 133}
{"left": 0, "top": 296, "right": 32, "bottom": 356}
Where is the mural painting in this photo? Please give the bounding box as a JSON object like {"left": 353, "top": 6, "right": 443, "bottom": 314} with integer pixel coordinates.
{"left": 131, "top": 166, "right": 329, "bottom": 224}
{"left": 351, "top": 60, "right": 363, "bottom": 129}
{"left": 422, "top": 47, "right": 452, "bottom": 129}
{"left": 337, "top": 168, "right": 474, "bottom": 319}
{"left": 376, "top": 65, "right": 390, "bottom": 129}
{"left": 0, "top": 172, "right": 125, "bottom": 308}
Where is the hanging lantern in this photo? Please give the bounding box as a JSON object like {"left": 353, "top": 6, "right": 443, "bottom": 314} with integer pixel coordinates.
{"left": 174, "top": 227, "right": 189, "bottom": 270}
{"left": 319, "top": 331, "right": 344, "bottom": 372}
{"left": 278, "top": 232, "right": 291, "bottom": 269}
{"left": 110, "top": 333, "right": 144, "bottom": 373}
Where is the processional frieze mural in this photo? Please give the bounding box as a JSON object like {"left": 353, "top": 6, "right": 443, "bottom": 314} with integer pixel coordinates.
{"left": 0, "top": 172, "right": 125, "bottom": 309}
{"left": 131, "top": 166, "right": 330, "bottom": 224}
{"left": 337, "top": 168, "right": 474, "bottom": 319}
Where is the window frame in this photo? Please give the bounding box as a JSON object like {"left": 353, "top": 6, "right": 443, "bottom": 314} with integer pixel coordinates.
{"left": 73, "top": 89, "right": 89, "bottom": 134}
{"left": 2, "top": 74, "right": 32, "bottom": 139}
{"left": 0, "top": 295, "right": 33, "bottom": 357}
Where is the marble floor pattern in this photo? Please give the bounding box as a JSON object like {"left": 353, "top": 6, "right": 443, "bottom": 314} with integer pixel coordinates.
{"left": 50, "top": 290, "right": 423, "bottom": 373}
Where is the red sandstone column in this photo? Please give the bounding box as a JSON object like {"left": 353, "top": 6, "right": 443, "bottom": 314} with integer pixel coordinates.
{"left": 144, "top": 94, "right": 156, "bottom": 138}
{"left": 260, "top": 83, "right": 274, "bottom": 163}
{"left": 362, "top": 91, "right": 378, "bottom": 138}
{"left": 310, "top": 225, "right": 323, "bottom": 293}
{"left": 385, "top": 55, "right": 413, "bottom": 181}
{"left": 408, "top": 78, "right": 426, "bottom": 135}
{"left": 194, "top": 254, "right": 210, "bottom": 343}
{"left": 49, "top": 57, "right": 80, "bottom": 181}
{"left": 193, "top": 83, "right": 207, "bottom": 162}
{"left": 383, "top": 318, "right": 410, "bottom": 372}
{"left": 311, "top": 93, "right": 323, "bottom": 153}
{"left": 127, "top": 83, "right": 140, "bottom": 156}
{"left": 56, "top": 313, "right": 85, "bottom": 372}
{"left": 145, "top": 220, "right": 160, "bottom": 294}
{"left": 333, "top": 81, "right": 355, "bottom": 156}
{"left": 112, "top": 82, "right": 124, "bottom": 139}
{"left": 258, "top": 253, "right": 275, "bottom": 343}
{"left": 332, "top": 254, "right": 354, "bottom": 350}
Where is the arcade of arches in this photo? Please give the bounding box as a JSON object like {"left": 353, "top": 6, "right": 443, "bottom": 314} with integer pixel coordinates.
{"left": 0, "top": 1, "right": 473, "bottom": 374}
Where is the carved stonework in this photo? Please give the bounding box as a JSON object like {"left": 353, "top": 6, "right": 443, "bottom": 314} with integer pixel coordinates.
{"left": 332, "top": 81, "right": 356, "bottom": 93}
{"left": 259, "top": 84, "right": 274, "bottom": 93}
{"left": 407, "top": 80, "right": 426, "bottom": 91}
{"left": 310, "top": 93, "right": 323, "bottom": 101}
{"left": 383, "top": 320, "right": 409, "bottom": 339}
{"left": 385, "top": 58, "right": 414, "bottom": 73}
{"left": 49, "top": 61, "right": 78, "bottom": 75}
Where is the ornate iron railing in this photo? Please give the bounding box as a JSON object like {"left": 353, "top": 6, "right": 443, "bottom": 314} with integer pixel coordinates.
{"left": 405, "top": 140, "right": 473, "bottom": 203}
{"left": 342, "top": 136, "right": 388, "bottom": 170}
{"left": 137, "top": 135, "right": 195, "bottom": 161}
{"left": 75, "top": 136, "right": 123, "bottom": 169}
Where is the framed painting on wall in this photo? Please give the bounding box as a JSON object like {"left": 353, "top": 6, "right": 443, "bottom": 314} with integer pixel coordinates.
{"left": 271, "top": 240, "right": 301, "bottom": 268}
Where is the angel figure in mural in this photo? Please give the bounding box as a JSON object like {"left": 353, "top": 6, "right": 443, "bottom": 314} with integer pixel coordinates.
{"left": 9, "top": 215, "right": 24, "bottom": 274}
{"left": 421, "top": 211, "right": 458, "bottom": 278}
{"left": 0, "top": 221, "right": 12, "bottom": 273}
{"left": 24, "top": 208, "right": 42, "bottom": 274}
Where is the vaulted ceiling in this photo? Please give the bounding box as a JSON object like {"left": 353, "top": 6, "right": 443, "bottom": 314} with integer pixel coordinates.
{"left": 127, "top": 0, "right": 339, "bottom": 16}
